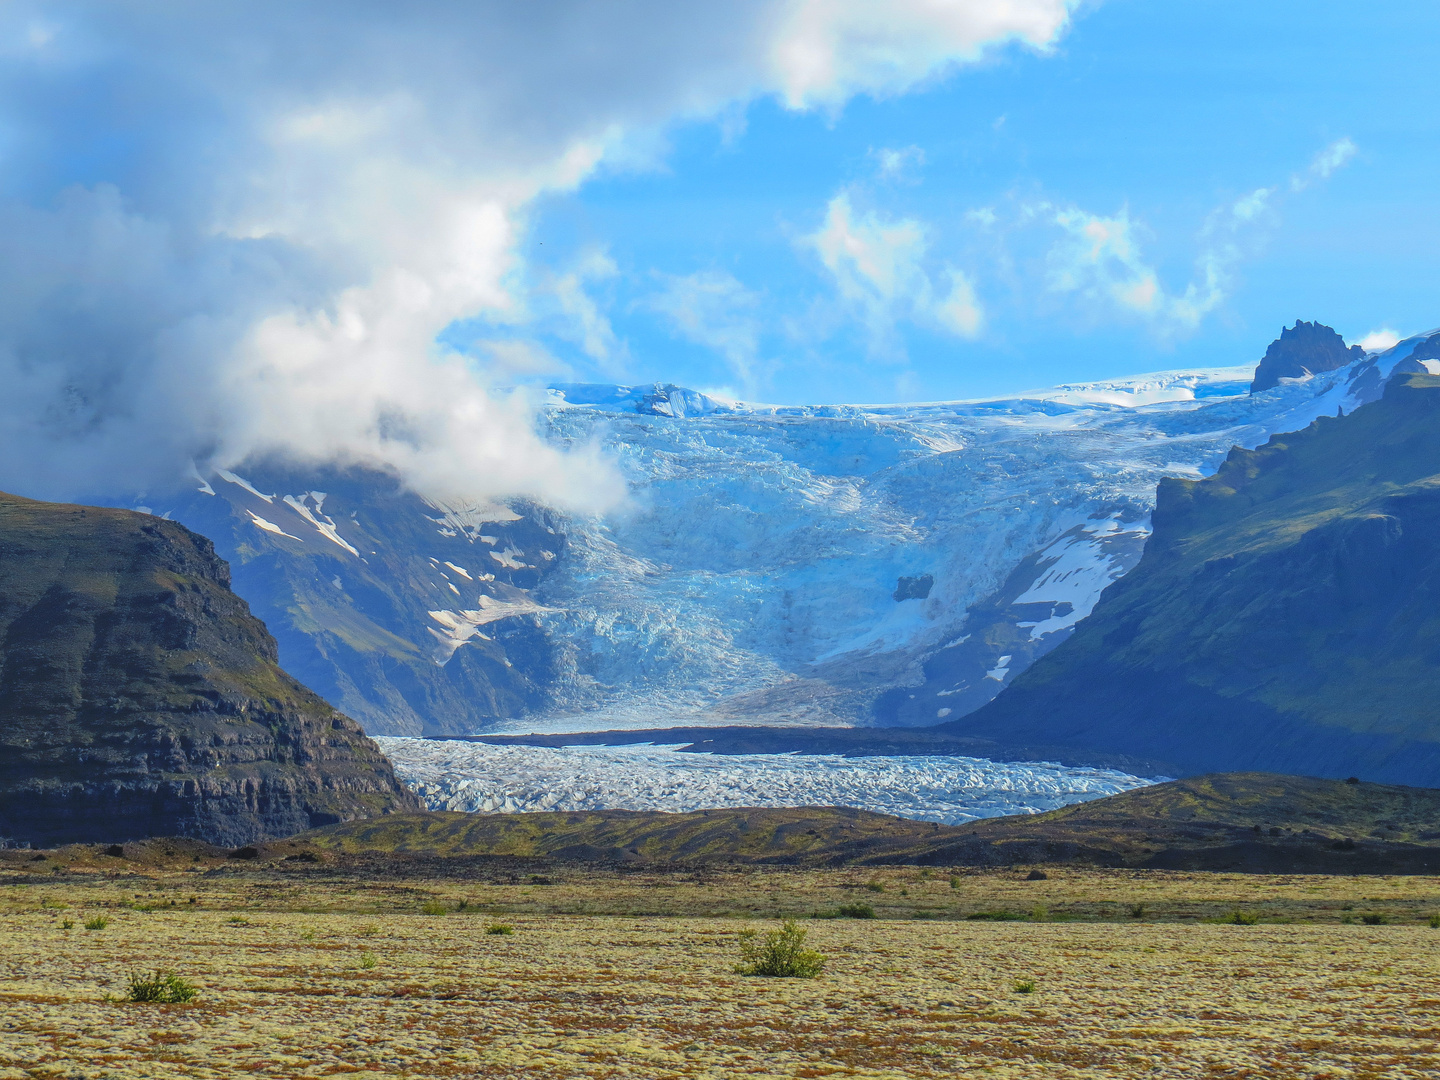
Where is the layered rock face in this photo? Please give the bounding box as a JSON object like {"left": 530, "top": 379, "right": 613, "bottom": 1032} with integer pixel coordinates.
{"left": 1250, "top": 320, "right": 1364, "bottom": 393}
{"left": 0, "top": 493, "right": 420, "bottom": 847}
{"left": 944, "top": 374, "right": 1440, "bottom": 785}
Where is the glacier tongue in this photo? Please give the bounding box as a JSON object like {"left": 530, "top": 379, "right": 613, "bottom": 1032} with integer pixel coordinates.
{"left": 529, "top": 362, "right": 1361, "bottom": 731}
{"left": 378, "top": 737, "right": 1159, "bottom": 824}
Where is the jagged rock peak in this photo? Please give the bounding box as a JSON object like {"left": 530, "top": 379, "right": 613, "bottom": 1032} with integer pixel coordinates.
{"left": 1250, "top": 320, "right": 1364, "bottom": 394}
{"left": 0, "top": 491, "right": 421, "bottom": 847}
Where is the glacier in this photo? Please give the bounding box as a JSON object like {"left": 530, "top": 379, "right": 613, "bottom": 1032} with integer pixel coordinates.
{"left": 523, "top": 361, "right": 1369, "bottom": 732}
{"left": 377, "top": 737, "right": 1158, "bottom": 824}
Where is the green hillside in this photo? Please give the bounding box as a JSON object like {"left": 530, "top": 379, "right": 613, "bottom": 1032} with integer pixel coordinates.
{"left": 292, "top": 773, "right": 1440, "bottom": 873}
{"left": 941, "top": 373, "right": 1440, "bottom": 785}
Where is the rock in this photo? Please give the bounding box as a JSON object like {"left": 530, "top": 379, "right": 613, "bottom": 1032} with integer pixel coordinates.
{"left": 1026, "top": 869, "right": 1048, "bottom": 880}
{"left": 1250, "top": 321, "right": 1364, "bottom": 393}
{"left": 0, "top": 491, "right": 421, "bottom": 847}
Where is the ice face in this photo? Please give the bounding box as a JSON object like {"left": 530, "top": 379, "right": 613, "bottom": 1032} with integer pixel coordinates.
{"left": 377, "top": 737, "right": 1160, "bottom": 824}
{"left": 526, "top": 363, "right": 1357, "bottom": 731}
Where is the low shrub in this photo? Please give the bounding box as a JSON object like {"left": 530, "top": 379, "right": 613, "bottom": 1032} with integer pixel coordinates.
{"left": 836, "top": 903, "right": 875, "bottom": 919}
{"left": 1221, "top": 908, "right": 1259, "bottom": 926}
{"left": 1013, "top": 979, "right": 1036, "bottom": 994}
{"left": 1428, "top": 913, "right": 1440, "bottom": 929}
{"left": 420, "top": 900, "right": 448, "bottom": 916}
{"left": 227, "top": 916, "right": 249, "bottom": 926}
{"left": 864, "top": 881, "right": 885, "bottom": 894}
{"left": 1361, "top": 913, "right": 1387, "bottom": 926}
{"left": 83, "top": 916, "right": 108, "bottom": 931}
{"left": 965, "top": 910, "right": 1024, "bottom": 922}
{"left": 359, "top": 951, "right": 378, "bottom": 970}
{"left": 126, "top": 970, "right": 198, "bottom": 1004}
{"left": 357, "top": 923, "right": 379, "bottom": 937}
{"left": 60, "top": 918, "right": 74, "bottom": 930}
{"left": 735, "top": 920, "right": 824, "bottom": 979}
{"left": 949, "top": 875, "right": 960, "bottom": 889}
{"left": 1029, "top": 905, "right": 1049, "bottom": 922}
{"left": 484, "top": 923, "right": 514, "bottom": 935}
{"left": 1128, "top": 902, "right": 1146, "bottom": 919}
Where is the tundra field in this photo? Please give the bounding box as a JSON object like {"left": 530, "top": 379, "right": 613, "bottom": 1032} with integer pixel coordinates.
{"left": 3, "top": 852, "right": 1440, "bottom": 1078}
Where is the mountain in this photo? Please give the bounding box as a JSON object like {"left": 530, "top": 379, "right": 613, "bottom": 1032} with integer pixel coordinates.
{"left": 940, "top": 369, "right": 1440, "bottom": 785}
{"left": 1250, "top": 320, "right": 1364, "bottom": 393}
{"left": 0, "top": 492, "right": 419, "bottom": 847}
{"left": 152, "top": 468, "right": 566, "bottom": 736}
{"left": 115, "top": 359, "right": 1357, "bottom": 739}
{"left": 291, "top": 772, "right": 1440, "bottom": 873}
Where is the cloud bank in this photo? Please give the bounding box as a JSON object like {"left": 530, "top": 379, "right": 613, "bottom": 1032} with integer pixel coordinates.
{"left": 0, "top": 0, "right": 1076, "bottom": 510}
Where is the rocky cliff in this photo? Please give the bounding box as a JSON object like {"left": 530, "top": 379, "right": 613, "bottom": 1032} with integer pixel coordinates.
{"left": 0, "top": 492, "right": 420, "bottom": 847}
{"left": 942, "top": 373, "right": 1440, "bottom": 786}
{"left": 1250, "top": 320, "right": 1364, "bottom": 393}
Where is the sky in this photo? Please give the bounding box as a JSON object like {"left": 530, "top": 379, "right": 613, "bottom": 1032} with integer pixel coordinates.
{"left": 0, "top": 1, "right": 1436, "bottom": 508}
{"left": 512, "top": 0, "right": 1440, "bottom": 403}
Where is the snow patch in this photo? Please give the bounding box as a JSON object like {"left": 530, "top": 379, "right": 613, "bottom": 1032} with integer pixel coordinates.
{"left": 246, "top": 510, "right": 301, "bottom": 541}
{"left": 426, "top": 594, "right": 558, "bottom": 663}
{"left": 281, "top": 493, "right": 360, "bottom": 556}
{"left": 217, "top": 470, "right": 275, "bottom": 503}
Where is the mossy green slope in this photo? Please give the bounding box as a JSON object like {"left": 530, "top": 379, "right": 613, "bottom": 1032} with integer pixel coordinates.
{"left": 0, "top": 492, "right": 420, "bottom": 846}
{"left": 942, "top": 374, "right": 1440, "bottom": 784}
{"left": 295, "top": 772, "right": 1440, "bottom": 873}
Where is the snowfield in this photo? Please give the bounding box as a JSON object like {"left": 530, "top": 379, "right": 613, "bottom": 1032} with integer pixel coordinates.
{"left": 377, "top": 737, "right": 1159, "bottom": 824}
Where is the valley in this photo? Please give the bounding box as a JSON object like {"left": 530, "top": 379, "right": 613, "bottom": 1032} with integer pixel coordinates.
{"left": 4, "top": 854, "right": 1440, "bottom": 1079}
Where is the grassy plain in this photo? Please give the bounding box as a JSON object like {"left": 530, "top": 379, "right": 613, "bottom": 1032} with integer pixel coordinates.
{"left": 4, "top": 855, "right": 1440, "bottom": 1078}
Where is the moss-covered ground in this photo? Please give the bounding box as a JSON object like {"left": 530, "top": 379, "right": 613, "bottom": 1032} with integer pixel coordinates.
{"left": 4, "top": 858, "right": 1440, "bottom": 1077}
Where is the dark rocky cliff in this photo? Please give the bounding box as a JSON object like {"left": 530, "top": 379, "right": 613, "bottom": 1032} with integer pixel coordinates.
{"left": 941, "top": 374, "right": 1440, "bottom": 786}
{"left": 0, "top": 492, "right": 421, "bottom": 847}
{"left": 1250, "top": 320, "right": 1364, "bottom": 393}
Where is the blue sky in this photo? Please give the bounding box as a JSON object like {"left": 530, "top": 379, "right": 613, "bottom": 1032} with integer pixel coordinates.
{"left": 500, "top": 0, "right": 1440, "bottom": 404}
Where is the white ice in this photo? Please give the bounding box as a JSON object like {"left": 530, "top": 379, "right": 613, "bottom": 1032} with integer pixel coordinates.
{"left": 377, "top": 737, "right": 1160, "bottom": 825}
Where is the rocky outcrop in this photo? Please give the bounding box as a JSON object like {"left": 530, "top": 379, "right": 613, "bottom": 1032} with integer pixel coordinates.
{"left": 0, "top": 492, "right": 421, "bottom": 847}
{"left": 1250, "top": 320, "right": 1364, "bottom": 393}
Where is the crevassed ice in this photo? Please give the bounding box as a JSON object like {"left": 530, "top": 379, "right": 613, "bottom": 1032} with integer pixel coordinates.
{"left": 377, "top": 737, "right": 1159, "bottom": 825}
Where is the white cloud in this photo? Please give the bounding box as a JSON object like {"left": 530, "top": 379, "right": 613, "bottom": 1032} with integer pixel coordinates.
{"left": 872, "top": 145, "right": 926, "bottom": 181}
{"left": 1041, "top": 139, "right": 1360, "bottom": 335}
{"left": 768, "top": 0, "right": 1076, "bottom": 108}
{"left": 648, "top": 271, "right": 764, "bottom": 395}
{"left": 1292, "top": 137, "right": 1357, "bottom": 190}
{"left": 0, "top": 0, "right": 1075, "bottom": 509}
{"left": 1357, "top": 328, "right": 1401, "bottom": 353}
{"left": 550, "top": 250, "right": 625, "bottom": 369}
{"left": 804, "top": 193, "right": 983, "bottom": 351}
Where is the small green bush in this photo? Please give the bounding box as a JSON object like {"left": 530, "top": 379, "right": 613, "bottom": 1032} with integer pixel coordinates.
{"left": 1029, "top": 905, "right": 1048, "bottom": 922}
{"left": 126, "top": 970, "right": 197, "bottom": 1004}
{"left": 420, "top": 900, "right": 448, "bottom": 916}
{"left": 1013, "top": 979, "right": 1037, "bottom": 994}
{"left": 836, "top": 902, "right": 875, "bottom": 919}
{"left": 1128, "top": 902, "right": 1146, "bottom": 919}
{"left": 1222, "top": 908, "right": 1259, "bottom": 926}
{"left": 1361, "top": 913, "right": 1387, "bottom": 926}
{"left": 60, "top": 918, "right": 75, "bottom": 930}
{"left": 735, "top": 920, "right": 824, "bottom": 979}
{"left": 965, "top": 910, "right": 1024, "bottom": 922}
{"left": 227, "top": 916, "right": 249, "bottom": 926}
{"left": 864, "top": 881, "right": 885, "bottom": 894}
{"left": 357, "top": 923, "right": 379, "bottom": 937}
{"left": 83, "top": 916, "right": 108, "bottom": 931}
{"left": 484, "top": 923, "right": 514, "bottom": 935}
{"left": 949, "top": 875, "right": 960, "bottom": 889}
{"left": 1427, "top": 913, "right": 1440, "bottom": 929}
{"left": 359, "top": 951, "right": 377, "bottom": 970}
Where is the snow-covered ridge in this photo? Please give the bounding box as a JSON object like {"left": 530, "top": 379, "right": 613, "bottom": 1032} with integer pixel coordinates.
{"left": 379, "top": 737, "right": 1158, "bottom": 825}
